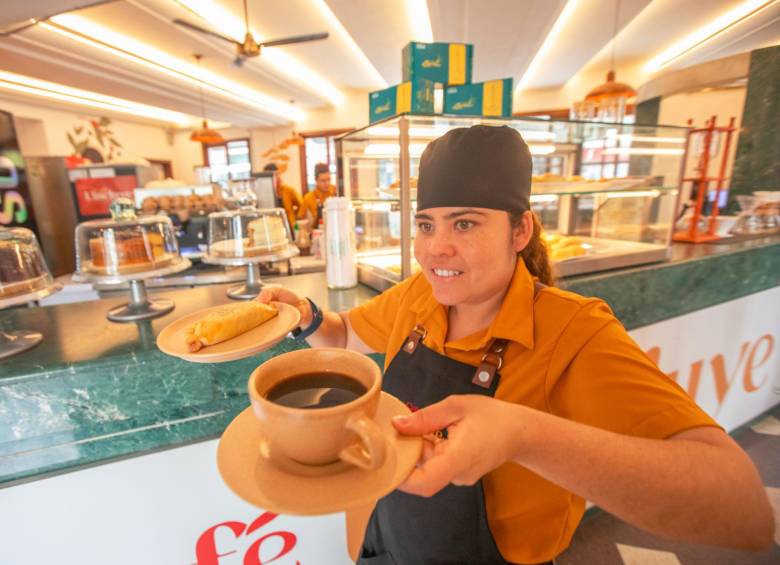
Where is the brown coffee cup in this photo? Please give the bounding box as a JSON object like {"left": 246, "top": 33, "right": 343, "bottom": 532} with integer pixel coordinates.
{"left": 248, "top": 348, "right": 386, "bottom": 472}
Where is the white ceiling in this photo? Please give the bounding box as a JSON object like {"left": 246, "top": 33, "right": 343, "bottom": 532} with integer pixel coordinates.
{"left": 0, "top": 0, "right": 777, "bottom": 128}
{"left": 0, "top": 0, "right": 106, "bottom": 31}
{"left": 582, "top": 0, "right": 780, "bottom": 72}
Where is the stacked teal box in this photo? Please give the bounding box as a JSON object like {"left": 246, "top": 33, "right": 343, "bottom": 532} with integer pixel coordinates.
{"left": 402, "top": 41, "right": 474, "bottom": 85}
{"left": 369, "top": 78, "right": 435, "bottom": 123}
{"left": 444, "top": 78, "right": 514, "bottom": 118}
{"left": 367, "top": 39, "right": 516, "bottom": 122}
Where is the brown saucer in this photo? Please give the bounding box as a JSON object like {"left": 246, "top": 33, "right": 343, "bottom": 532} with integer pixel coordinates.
{"left": 217, "top": 392, "right": 422, "bottom": 516}
{"left": 156, "top": 302, "right": 300, "bottom": 363}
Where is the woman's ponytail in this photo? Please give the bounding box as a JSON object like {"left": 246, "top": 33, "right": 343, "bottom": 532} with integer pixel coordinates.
{"left": 510, "top": 209, "right": 555, "bottom": 287}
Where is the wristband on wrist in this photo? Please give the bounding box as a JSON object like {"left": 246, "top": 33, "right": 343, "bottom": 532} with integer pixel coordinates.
{"left": 292, "top": 298, "right": 323, "bottom": 340}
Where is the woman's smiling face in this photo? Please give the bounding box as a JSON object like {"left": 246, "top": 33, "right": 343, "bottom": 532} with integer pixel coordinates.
{"left": 414, "top": 207, "right": 530, "bottom": 307}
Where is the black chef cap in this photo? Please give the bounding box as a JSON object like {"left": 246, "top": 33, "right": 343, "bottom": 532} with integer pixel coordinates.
{"left": 417, "top": 125, "right": 532, "bottom": 212}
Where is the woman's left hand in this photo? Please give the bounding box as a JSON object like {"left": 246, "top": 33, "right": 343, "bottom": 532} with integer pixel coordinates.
{"left": 392, "top": 395, "right": 524, "bottom": 497}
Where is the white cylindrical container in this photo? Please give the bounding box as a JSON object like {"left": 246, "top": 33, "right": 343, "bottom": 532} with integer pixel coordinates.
{"left": 324, "top": 197, "right": 358, "bottom": 289}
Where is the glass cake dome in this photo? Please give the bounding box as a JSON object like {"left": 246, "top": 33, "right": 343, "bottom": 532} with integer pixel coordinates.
{"left": 207, "top": 207, "right": 293, "bottom": 258}
{"left": 75, "top": 199, "right": 180, "bottom": 277}
{"left": 0, "top": 227, "right": 55, "bottom": 299}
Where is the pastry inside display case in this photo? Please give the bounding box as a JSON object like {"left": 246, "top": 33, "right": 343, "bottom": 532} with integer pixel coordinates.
{"left": 542, "top": 234, "right": 588, "bottom": 261}
{"left": 0, "top": 228, "right": 55, "bottom": 298}
{"left": 208, "top": 208, "right": 292, "bottom": 258}
{"left": 140, "top": 193, "right": 221, "bottom": 216}
{"left": 531, "top": 173, "right": 653, "bottom": 194}
{"left": 76, "top": 215, "right": 179, "bottom": 276}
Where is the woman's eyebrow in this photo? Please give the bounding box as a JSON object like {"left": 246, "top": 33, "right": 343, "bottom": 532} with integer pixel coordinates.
{"left": 443, "top": 209, "right": 487, "bottom": 220}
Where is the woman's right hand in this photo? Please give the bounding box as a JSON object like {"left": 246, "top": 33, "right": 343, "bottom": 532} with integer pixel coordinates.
{"left": 256, "top": 285, "right": 313, "bottom": 328}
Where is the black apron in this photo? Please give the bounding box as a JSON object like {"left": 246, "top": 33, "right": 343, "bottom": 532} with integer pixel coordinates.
{"left": 358, "top": 323, "right": 553, "bottom": 565}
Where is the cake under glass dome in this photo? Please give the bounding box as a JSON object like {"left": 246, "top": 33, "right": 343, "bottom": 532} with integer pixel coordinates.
{"left": 0, "top": 227, "right": 55, "bottom": 299}
{"left": 75, "top": 214, "right": 179, "bottom": 277}
{"left": 207, "top": 207, "right": 293, "bottom": 258}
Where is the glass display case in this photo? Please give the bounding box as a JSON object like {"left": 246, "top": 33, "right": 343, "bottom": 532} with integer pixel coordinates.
{"left": 207, "top": 208, "right": 293, "bottom": 258}
{"left": 0, "top": 227, "right": 56, "bottom": 299}
{"left": 336, "top": 114, "right": 686, "bottom": 290}
{"left": 75, "top": 214, "right": 180, "bottom": 277}
{"left": 203, "top": 206, "right": 299, "bottom": 300}
{"left": 73, "top": 200, "right": 191, "bottom": 322}
{"left": 0, "top": 227, "right": 62, "bottom": 360}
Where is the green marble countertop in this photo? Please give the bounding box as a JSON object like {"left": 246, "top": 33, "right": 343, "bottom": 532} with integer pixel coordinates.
{"left": 1, "top": 235, "right": 779, "bottom": 487}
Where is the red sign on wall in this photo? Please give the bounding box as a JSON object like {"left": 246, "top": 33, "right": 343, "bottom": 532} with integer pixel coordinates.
{"left": 74, "top": 175, "right": 137, "bottom": 217}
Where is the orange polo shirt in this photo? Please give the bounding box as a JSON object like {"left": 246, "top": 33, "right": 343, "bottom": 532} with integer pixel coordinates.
{"left": 348, "top": 259, "right": 718, "bottom": 564}
{"left": 277, "top": 183, "right": 303, "bottom": 229}
{"left": 301, "top": 184, "right": 337, "bottom": 224}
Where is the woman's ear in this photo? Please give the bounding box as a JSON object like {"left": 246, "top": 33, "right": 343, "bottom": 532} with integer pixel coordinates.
{"left": 512, "top": 211, "right": 535, "bottom": 253}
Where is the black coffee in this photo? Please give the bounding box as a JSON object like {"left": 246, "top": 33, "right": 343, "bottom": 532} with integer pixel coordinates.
{"left": 265, "top": 373, "right": 368, "bottom": 409}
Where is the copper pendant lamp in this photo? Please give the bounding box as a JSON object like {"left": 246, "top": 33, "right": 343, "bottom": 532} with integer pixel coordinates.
{"left": 573, "top": 0, "right": 636, "bottom": 122}
{"left": 190, "top": 54, "right": 225, "bottom": 144}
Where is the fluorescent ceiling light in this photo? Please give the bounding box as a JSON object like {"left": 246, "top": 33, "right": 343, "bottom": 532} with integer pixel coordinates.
{"left": 312, "top": 0, "right": 387, "bottom": 88}
{"left": 366, "top": 125, "right": 557, "bottom": 142}
{"left": 643, "top": 0, "right": 775, "bottom": 73}
{"left": 175, "top": 0, "right": 343, "bottom": 106}
{"left": 366, "top": 126, "right": 400, "bottom": 136}
{"left": 364, "top": 143, "right": 428, "bottom": 156}
{"left": 0, "top": 70, "right": 192, "bottom": 125}
{"left": 583, "top": 139, "right": 606, "bottom": 149}
{"left": 407, "top": 0, "right": 434, "bottom": 42}
{"left": 521, "top": 130, "right": 557, "bottom": 142}
{"left": 44, "top": 14, "right": 304, "bottom": 122}
{"left": 603, "top": 148, "right": 685, "bottom": 156}
{"left": 516, "top": 0, "right": 580, "bottom": 93}
{"left": 530, "top": 194, "right": 559, "bottom": 203}
{"left": 608, "top": 133, "right": 686, "bottom": 144}
{"left": 366, "top": 125, "right": 450, "bottom": 137}
{"left": 529, "top": 144, "right": 556, "bottom": 155}
{"left": 604, "top": 190, "right": 661, "bottom": 198}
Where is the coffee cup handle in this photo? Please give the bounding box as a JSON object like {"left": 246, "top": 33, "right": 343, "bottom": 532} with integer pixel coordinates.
{"left": 339, "top": 413, "right": 386, "bottom": 470}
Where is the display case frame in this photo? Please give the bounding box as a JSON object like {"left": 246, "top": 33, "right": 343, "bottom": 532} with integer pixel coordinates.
{"left": 336, "top": 114, "right": 688, "bottom": 291}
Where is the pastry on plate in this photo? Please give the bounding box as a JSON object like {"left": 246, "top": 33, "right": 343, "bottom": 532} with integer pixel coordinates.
{"left": 185, "top": 302, "right": 279, "bottom": 352}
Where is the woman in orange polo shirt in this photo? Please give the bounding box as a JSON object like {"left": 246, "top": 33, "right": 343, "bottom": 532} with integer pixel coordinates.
{"left": 259, "top": 126, "right": 773, "bottom": 564}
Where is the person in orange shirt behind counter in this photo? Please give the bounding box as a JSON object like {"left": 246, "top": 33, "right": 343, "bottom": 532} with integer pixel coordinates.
{"left": 300, "top": 162, "right": 337, "bottom": 227}
{"left": 263, "top": 162, "right": 302, "bottom": 231}
{"left": 259, "top": 126, "right": 774, "bottom": 564}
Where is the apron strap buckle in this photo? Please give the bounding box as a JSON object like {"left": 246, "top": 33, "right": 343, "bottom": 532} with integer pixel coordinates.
{"left": 403, "top": 325, "right": 427, "bottom": 354}
{"left": 472, "top": 338, "right": 509, "bottom": 389}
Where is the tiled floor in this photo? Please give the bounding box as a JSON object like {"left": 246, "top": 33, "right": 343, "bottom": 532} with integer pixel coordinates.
{"left": 556, "top": 403, "right": 780, "bottom": 565}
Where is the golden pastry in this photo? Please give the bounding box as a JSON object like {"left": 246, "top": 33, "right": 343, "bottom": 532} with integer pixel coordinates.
{"left": 542, "top": 233, "right": 587, "bottom": 261}
{"left": 555, "top": 236, "right": 584, "bottom": 248}
{"left": 550, "top": 245, "right": 587, "bottom": 260}
{"left": 185, "top": 302, "right": 278, "bottom": 352}
{"left": 386, "top": 263, "right": 421, "bottom": 275}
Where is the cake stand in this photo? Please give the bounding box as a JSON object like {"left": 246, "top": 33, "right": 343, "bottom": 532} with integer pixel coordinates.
{"left": 0, "top": 282, "right": 63, "bottom": 360}
{"left": 202, "top": 244, "right": 300, "bottom": 300}
{"left": 73, "top": 257, "right": 191, "bottom": 322}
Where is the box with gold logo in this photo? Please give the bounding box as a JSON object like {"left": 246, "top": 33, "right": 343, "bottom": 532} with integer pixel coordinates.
{"left": 402, "top": 42, "right": 473, "bottom": 85}
{"left": 443, "top": 78, "right": 513, "bottom": 118}
{"left": 369, "top": 79, "right": 435, "bottom": 123}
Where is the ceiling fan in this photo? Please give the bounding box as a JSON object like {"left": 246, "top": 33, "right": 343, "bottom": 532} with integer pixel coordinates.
{"left": 173, "top": 0, "right": 329, "bottom": 66}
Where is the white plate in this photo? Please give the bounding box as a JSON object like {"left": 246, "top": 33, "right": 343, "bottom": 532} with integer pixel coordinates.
{"left": 156, "top": 302, "right": 300, "bottom": 363}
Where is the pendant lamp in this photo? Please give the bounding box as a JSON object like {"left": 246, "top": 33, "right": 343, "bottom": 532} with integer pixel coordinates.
{"left": 572, "top": 0, "right": 636, "bottom": 122}
{"left": 190, "top": 54, "right": 225, "bottom": 144}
